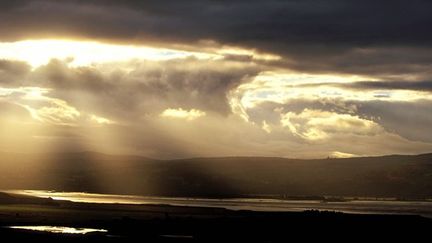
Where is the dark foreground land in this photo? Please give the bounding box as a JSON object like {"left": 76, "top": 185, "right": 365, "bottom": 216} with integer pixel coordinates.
{"left": 0, "top": 192, "right": 431, "bottom": 242}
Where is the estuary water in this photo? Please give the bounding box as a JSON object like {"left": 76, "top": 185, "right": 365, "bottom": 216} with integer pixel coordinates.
{"left": 5, "top": 190, "right": 432, "bottom": 218}
{"left": 5, "top": 226, "right": 107, "bottom": 234}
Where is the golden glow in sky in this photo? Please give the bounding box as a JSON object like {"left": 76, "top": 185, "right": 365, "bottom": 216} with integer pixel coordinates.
{"left": 0, "top": 39, "right": 282, "bottom": 68}
{"left": 0, "top": 36, "right": 431, "bottom": 159}
{"left": 0, "top": 39, "right": 218, "bottom": 67}
{"left": 160, "top": 108, "right": 206, "bottom": 121}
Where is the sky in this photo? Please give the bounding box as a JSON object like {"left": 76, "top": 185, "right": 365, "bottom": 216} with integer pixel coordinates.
{"left": 1, "top": 0, "right": 432, "bottom": 159}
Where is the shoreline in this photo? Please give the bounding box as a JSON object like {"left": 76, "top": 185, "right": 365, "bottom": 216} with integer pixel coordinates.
{"left": 3, "top": 190, "right": 432, "bottom": 218}
{"left": 1, "top": 191, "right": 432, "bottom": 241}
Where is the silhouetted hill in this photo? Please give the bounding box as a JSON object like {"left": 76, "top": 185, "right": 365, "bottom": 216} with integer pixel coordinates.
{"left": 0, "top": 152, "right": 431, "bottom": 199}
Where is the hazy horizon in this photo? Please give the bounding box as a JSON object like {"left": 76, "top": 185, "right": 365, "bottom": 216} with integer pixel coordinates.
{"left": 2, "top": 149, "right": 432, "bottom": 160}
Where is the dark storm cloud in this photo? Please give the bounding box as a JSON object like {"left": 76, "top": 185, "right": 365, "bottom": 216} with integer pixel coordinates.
{"left": 355, "top": 100, "right": 432, "bottom": 143}
{"left": 298, "top": 80, "right": 432, "bottom": 92}
{"left": 1, "top": 0, "right": 432, "bottom": 76}
{"left": 280, "top": 47, "right": 432, "bottom": 78}
{"left": 25, "top": 58, "right": 259, "bottom": 119}
{"left": 346, "top": 80, "right": 432, "bottom": 91}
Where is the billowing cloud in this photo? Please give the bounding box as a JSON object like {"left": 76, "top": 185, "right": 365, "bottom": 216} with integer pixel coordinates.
{"left": 1, "top": 1, "right": 432, "bottom": 158}
{"left": 0, "top": 86, "right": 113, "bottom": 126}
{"left": 25, "top": 58, "right": 260, "bottom": 119}
{"left": 280, "top": 109, "right": 383, "bottom": 141}
{"left": 229, "top": 72, "right": 432, "bottom": 146}
{"left": 1, "top": 56, "right": 432, "bottom": 158}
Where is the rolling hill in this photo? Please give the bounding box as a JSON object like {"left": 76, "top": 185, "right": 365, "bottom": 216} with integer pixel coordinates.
{"left": 0, "top": 152, "right": 431, "bottom": 199}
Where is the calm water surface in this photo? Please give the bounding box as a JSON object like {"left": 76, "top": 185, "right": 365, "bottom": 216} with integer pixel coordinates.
{"left": 5, "top": 190, "right": 432, "bottom": 218}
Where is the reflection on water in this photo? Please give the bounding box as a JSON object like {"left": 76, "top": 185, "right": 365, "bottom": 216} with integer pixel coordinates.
{"left": 4, "top": 190, "right": 432, "bottom": 218}
{"left": 7, "top": 226, "right": 107, "bottom": 234}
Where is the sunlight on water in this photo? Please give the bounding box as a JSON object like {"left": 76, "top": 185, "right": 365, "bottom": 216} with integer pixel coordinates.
{"left": 7, "top": 226, "right": 107, "bottom": 234}
{"left": 4, "top": 189, "right": 301, "bottom": 205}
{"left": 4, "top": 190, "right": 432, "bottom": 218}
{"left": 6, "top": 190, "right": 160, "bottom": 204}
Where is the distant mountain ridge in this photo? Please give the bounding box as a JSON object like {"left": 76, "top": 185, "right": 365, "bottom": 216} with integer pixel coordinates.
{"left": 0, "top": 151, "right": 431, "bottom": 199}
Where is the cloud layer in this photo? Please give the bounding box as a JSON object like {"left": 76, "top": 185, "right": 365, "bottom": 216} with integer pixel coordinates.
{"left": 1, "top": 1, "right": 432, "bottom": 78}
{"left": 1, "top": 1, "right": 432, "bottom": 158}
{"left": 1, "top": 57, "right": 432, "bottom": 158}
